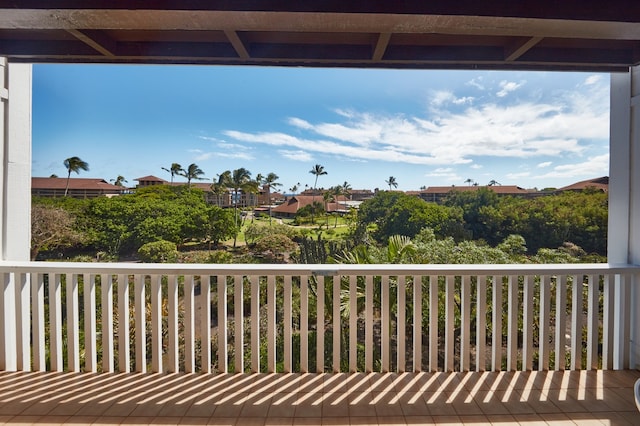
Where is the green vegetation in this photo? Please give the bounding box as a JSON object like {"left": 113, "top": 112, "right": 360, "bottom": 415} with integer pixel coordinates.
{"left": 32, "top": 181, "right": 607, "bottom": 264}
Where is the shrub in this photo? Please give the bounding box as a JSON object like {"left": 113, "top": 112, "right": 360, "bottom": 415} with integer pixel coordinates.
{"left": 138, "top": 240, "right": 178, "bottom": 263}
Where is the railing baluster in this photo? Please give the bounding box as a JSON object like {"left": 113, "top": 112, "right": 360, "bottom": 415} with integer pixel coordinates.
{"left": 32, "top": 272, "right": 45, "bottom": 371}
{"left": 460, "top": 275, "right": 470, "bottom": 372}
{"left": 16, "top": 273, "right": 30, "bottom": 371}
{"left": 316, "top": 276, "right": 325, "bottom": 373}
{"left": 267, "top": 275, "right": 277, "bottom": 373}
{"left": 413, "top": 275, "right": 422, "bottom": 372}
{"left": 250, "top": 275, "right": 260, "bottom": 373}
{"left": 491, "top": 276, "right": 502, "bottom": 372}
{"left": 50, "top": 273, "right": 63, "bottom": 372}
{"left": 397, "top": 276, "right": 406, "bottom": 373}
{"left": 215, "top": 275, "right": 224, "bottom": 373}
{"left": 555, "top": 275, "right": 567, "bottom": 370}
{"left": 570, "top": 274, "right": 582, "bottom": 370}
{"left": 67, "top": 273, "right": 80, "bottom": 372}
{"left": 184, "top": 275, "right": 195, "bottom": 373}
{"left": 151, "top": 274, "right": 162, "bottom": 373}
{"left": 507, "top": 275, "right": 517, "bottom": 371}
{"left": 101, "top": 274, "right": 114, "bottom": 373}
{"left": 167, "top": 274, "right": 179, "bottom": 373}
{"left": 476, "top": 275, "right": 487, "bottom": 372}
{"left": 522, "top": 275, "right": 534, "bottom": 371}
{"left": 586, "top": 274, "right": 598, "bottom": 369}
{"left": 539, "top": 275, "right": 550, "bottom": 371}
{"left": 348, "top": 275, "right": 357, "bottom": 373}
{"left": 381, "top": 275, "right": 390, "bottom": 372}
{"left": 202, "top": 275, "right": 212, "bottom": 374}
{"left": 134, "top": 275, "right": 145, "bottom": 373}
{"left": 445, "top": 275, "right": 454, "bottom": 372}
{"left": 234, "top": 274, "right": 244, "bottom": 373}
{"left": 332, "top": 274, "right": 340, "bottom": 373}
{"left": 117, "top": 273, "right": 130, "bottom": 373}
{"left": 602, "top": 274, "right": 614, "bottom": 369}
{"left": 300, "top": 275, "right": 309, "bottom": 373}
{"left": 429, "top": 275, "right": 438, "bottom": 372}
{"left": 84, "top": 273, "right": 97, "bottom": 373}
{"left": 365, "top": 275, "right": 374, "bottom": 373}
{"left": 284, "top": 275, "right": 292, "bottom": 373}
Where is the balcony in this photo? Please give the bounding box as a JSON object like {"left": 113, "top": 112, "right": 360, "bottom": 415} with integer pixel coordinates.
{"left": 1, "top": 261, "right": 639, "bottom": 424}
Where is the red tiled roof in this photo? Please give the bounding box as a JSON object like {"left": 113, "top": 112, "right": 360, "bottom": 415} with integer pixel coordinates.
{"left": 556, "top": 176, "right": 608, "bottom": 192}
{"left": 422, "top": 185, "right": 531, "bottom": 195}
{"left": 135, "top": 175, "right": 167, "bottom": 183}
{"left": 32, "top": 177, "right": 123, "bottom": 191}
{"left": 272, "top": 195, "right": 348, "bottom": 214}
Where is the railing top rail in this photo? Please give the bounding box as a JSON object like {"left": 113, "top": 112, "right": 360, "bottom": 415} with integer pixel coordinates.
{"left": 0, "top": 261, "right": 637, "bottom": 276}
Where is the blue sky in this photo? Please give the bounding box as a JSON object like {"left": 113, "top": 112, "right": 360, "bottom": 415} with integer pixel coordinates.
{"left": 32, "top": 65, "right": 610, "bottom": 191}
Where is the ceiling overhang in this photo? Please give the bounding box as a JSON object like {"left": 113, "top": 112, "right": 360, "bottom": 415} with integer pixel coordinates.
{"left": 1, "top": 1, "right": 639, "bottom": 72}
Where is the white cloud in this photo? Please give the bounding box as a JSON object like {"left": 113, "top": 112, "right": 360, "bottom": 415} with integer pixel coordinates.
{"left": 279, "top": 150, "right": 313, "bottom": 162}
{"left": 466, "top": 76, "right": 485, "bottom": 90}
{"left": 224, "top": 80, "right": 608, "bottom": 168}
{"left": 426, "top": 167, "right": 460, "bottom": 181}
{"left": 537, "top": 161, "right": 552, "bottom": 168}
{"left": 431, "top": 90, "right": 473, "bottom": 106}
{"left": 584, "top": 75, "right": 602, "bottom": 86}
{"left": 496, "top": 80, "right": 525, "bottom": 97}
{"left": 470, "top": 164, "right": 483, "bottom": 169}
{"left": 536, "top": 154, "right": 609, "bottom": 179}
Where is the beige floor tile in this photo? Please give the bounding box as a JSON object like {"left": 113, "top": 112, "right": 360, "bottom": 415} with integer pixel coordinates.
{"left": 457, "top": 414, "right": 491, "bottom": 425}
{"left": 347, "top": 417, "right": 378, "bottom": 426}
{"left": 207, "top": 417, "right": 236, "bottom": 425}
{"left": 429, "top": 415, "right": 461, "bottom": 425}
{"left": 321, "top": 417, "right": 351, "bottom": 425}
{"left": 179, "top": 417, "right": 211, "bottom": 425}
{"left": 264, "top": 417, "right": 294, "bottom": 425}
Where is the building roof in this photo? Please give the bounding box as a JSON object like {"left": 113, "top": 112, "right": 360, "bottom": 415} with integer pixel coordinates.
{"left": 1, "top": 2, "right": 639, "bottom": 72}
{"left": 134, "top": 175, "right": 167, "bottom": 183}
{"left": 272, "top": 195, "right": 347, "bottom": 215}
{"left": 556, "top": 176, "right": 609, "bottom": 192}
{"left": 32, "top": 177, "right": 124, "bottom": 191}
{"left": 422, "top": 185, "right": 531, "bottom": 195}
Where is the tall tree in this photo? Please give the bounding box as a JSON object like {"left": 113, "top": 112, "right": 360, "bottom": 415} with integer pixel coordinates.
{"left": 488, "top": 180, "right": 501, "bottom": 186}
{"left": 221, "top": 168, "right": 258, "bottom": 246}
{"left": 111, "top": 175, "right": 127, "bottom": 187}
{"left": 262, "top": 172, "right": 281, "bottom": 225}
{"left": 341, "top": 181, "right": 352, "bottom": 200}
{"left": 385, "top": 176, "right": 398, "bottom": 190}
{"left": 309, "top": 164, "right": 327, "bottom": 224}
{"left": 63, "top": 156, "right": 89, "bottom": 197}
{"left": 464, "top": 178, "right": 475, "bottom": 186}
{"left": 180, "top": 163, "right": 206, "bottom": 186}
{"left": 162, "top": 163, "right": 184, "bottom": 184}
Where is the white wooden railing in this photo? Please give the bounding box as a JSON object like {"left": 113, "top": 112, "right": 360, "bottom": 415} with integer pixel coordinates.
{"left": 0, "top": 262, "right": 637, "bottom": 374}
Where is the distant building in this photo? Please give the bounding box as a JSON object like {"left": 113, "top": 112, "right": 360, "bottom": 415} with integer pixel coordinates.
{"left": 414, "top": 185, "right": 534, "bottom": 204}
{"left": 32, "top": 177, "right": 125, "bottom": 198}
{"left": 556, "top": 176, "right": 608, "bottom": 193}
{"left": 272, "top": 195, "right": 349, "bottom": 218}
{"left": 134, "top": 175, "right": 168, "bottom": 187}
{"left": 300, "top": 188, "right": 373, "bottom": 201}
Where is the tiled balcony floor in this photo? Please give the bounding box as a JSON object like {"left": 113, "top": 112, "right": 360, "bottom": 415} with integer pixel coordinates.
{"left": 0, "top": 370, "right": 639, "bottom": 425}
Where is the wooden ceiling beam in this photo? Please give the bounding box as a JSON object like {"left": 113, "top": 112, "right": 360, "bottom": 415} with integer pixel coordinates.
{"left": 66, "top": 29, "right": 116, "bottom": 56}
{"left": 505, "top": 36, "right": 543, "bottom": 61}
{"left": 224, "top": 30, "right": 250, "bottom": 59}
{"left": 372, "top": 33, "right": 391, "bottom": 61}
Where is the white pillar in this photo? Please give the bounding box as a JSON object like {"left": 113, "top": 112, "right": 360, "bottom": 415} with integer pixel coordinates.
{"left": 0, "top": 59, "right": 32, "bottom": 371}
{"left": 609, "top": 67, "right": 640, "bottom": 370}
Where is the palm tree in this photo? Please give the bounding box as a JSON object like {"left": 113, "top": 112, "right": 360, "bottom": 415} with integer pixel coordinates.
{"left": 110, "top": 175, "right": 127, "bottom": 187}
{"left": 262, "top": 172, "right": 281, "bottom": 225}
{"left": 289, "top": 182, "right": 300, "bottom": 194}
{"left": 180, "top": 163, "right": 206, "bottom": 186}
{"left": 309, "top": 164, "right": 327, "bottom": 224}
{"left": 385, "top": 176, "right": 398, "bottom": 190}
{"left": 464, "top": 178, "right": 475, "bottom": 186}
{"left": 488, "top": 180, "right": 501, "bottom": 186}
{"left": 341, "top": 181, "right": 352, "bottom": 200}
{"left": 323, "top": 190, "right": 335, "bottom": 228}
{"left": 162, "top": 163, "right": 183, "bottom": 184}
{"left": 63, "top": 156, "right": 89, "bottom": 197}
{"left": 221, "top": 168, "right": 258, "bottom": 246}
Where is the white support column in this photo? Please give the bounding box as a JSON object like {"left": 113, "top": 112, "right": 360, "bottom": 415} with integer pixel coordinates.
{"left": 609, "top": 67, "right": 640, "bottom": 369}
{"left": 0, "top": 59, "right": 32, "bottom": 372}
